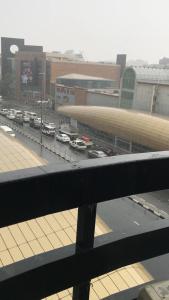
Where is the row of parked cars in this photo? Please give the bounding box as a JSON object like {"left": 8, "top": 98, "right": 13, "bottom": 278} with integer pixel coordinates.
{"left": 55, "top": 132, "right": 115, "bottom": 158}
{"left": 0, "top": 108, "right": 57, "bottom": 136}
{"left": 0, "top": 108, "right": 115, "bottom": 158}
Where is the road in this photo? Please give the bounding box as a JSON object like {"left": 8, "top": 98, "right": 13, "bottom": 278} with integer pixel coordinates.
{"left": 98, "top": 196, "right": 169, "bottom": 283}
{"left": 0, "top": 113, "right": 87, "bottom": 163}
{"left": 98, "top": 197, "right": 160, "bottom": 233}
{"left": 138, "top": 190, "right": 169, "bottom": 214}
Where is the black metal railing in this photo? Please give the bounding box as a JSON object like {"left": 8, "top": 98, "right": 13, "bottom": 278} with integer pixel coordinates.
{"left": 1, "top": 151, "right": 169, "bottom": 299}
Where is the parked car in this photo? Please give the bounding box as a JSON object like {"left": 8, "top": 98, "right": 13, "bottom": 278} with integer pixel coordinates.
{"left": 42, "top": 124, "right": 55, "bottom": 136}
{"left": 26, "top": 111, "right": 37, "bottom": 120}
{"left": 0, "top": 108, "right": 9, "bottom": 116}
{"left": 22, "top": 114, "right": 30, "bottom": 122}
{"left": 7, "top": 113, "right": 15, "bottom": 120}
{"left": 56, "top": 133, "right": 70, "bottom": 143}
{"left": 81, "top": 135, "right": 93, "bottom": 147}
{"left": 0, "top": 125, "right": 15, "bottom": 137}
{"left": 87, "top": 150, "right": 107, "bottom": 158}
{"left": 69, "top": 139, "right": 87, "bottom": 151}
{"left": 14, "top": 115, "right": 23, "bottom": 125}
{"left": 45, "top": 122, "right": 56, "bottom": 129}
{"left": 30, "top": 117, "right": 42, "bottom": 129}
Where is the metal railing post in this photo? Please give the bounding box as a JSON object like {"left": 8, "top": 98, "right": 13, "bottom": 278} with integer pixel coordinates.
{"left": 73, "top": 203, "right": 97, "bottom": 300}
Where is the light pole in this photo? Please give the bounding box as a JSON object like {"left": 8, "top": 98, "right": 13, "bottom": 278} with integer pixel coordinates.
{"left": 39, "top": 59, "right": 46, "bottom": 153}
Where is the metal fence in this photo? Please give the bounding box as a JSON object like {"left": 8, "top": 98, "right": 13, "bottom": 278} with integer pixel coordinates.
{"left": 0, "top": 152, "right": 169, "bottom": 299}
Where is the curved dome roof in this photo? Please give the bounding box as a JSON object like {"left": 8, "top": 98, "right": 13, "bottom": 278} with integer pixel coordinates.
{"left": 58, "top": 106, "right": 169, "bottom": 151}
{"left": 126, "top": 66, "right": 169, "bottom": 83}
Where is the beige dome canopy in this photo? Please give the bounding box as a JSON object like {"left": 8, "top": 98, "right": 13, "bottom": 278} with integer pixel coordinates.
{"left": 58, "top": 106, "right": 169, "bottom": 151}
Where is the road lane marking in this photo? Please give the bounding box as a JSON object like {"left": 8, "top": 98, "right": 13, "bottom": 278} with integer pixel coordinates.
{"left": 133, "top": 221, "right": 140, "bottom": 226}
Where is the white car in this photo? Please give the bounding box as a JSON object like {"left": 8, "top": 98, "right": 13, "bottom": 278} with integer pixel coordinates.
{"left": 0, "top": 125, "right": 15, "bottom": 137}
{"left": 69, "top": 139, "right": 87, "bottom": 151}
{"left": 7, "top": 113, "right": 15, "bottom": 120}
{"left": 56, "top": 133, "right": 70, "bottom": 143}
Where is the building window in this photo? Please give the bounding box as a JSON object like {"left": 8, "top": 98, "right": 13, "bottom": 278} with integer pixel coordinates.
{"left": 122, "top": 68, "right": 135, "bottom": 90}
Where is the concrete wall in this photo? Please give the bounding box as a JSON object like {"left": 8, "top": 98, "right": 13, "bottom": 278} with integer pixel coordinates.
{"left": 133, "top": 83, "right": 169, "bottom": 117}
{"left": 155, "top": 85, "right": 169, "bottom": 116}
{"left": 86, "top": 92, "right": 119, "bottom": 107}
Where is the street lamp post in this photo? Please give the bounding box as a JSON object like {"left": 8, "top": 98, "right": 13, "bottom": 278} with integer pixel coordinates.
{"left": 39, "top": 60, "right": 46, "bottom": 153}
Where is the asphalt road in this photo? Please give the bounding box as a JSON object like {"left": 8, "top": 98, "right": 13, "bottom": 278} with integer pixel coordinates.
{"left": 98, "top": 197, "right": 169, "bottom": 283}
{"left": 139, "top": 190, "right": 169, "bottom": 214}
{"left": 0, "top": 113, "right": 87, "bottom": 163}
{"left": 98, "top": 197, "right": 160, "bottom": 233}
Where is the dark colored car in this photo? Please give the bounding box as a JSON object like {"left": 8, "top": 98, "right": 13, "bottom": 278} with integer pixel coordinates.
{"left": 14, "top": 115, "right": 23, "bottom": 125}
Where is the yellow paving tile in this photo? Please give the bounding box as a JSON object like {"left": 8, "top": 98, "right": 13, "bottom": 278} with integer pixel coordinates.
{"left": 59, "top": 296, "right": 72, "bottom": 300}
{"left": 29, "top": 240, "right": 44, "bottom": 255}
{"left": 36, "top": 217, "right": 53, "bottom": 235}
{"left": 45, "top": 215, "right": 62, "bottom": 232}
{"left": 47, "top": 233, "right": 62, "bottom": 249}
{"left": 132, "top": 263, "right": 153, "bottom": 282}
{"left": 0, "top": 132, "right": 45, "bottom": 173}
{"left": 46, "top": 294, "right": 58, "bottom": 300}
{"left": 64, "top": 227, "right": 76, "bottom": 243}
{"left": 57, "top": 289, "right": 69, "bottom": 298}
{"left": 90, "top": 288, "right": 100, "bottom": 300}
{"left": 96, "top": 216, "right": 112, "bottom": 235}
{"left": 19, "top": 243, "right": 34, "bottom": 258}
{"left": 56, "top": 230, "right": 72, "bottom": 246}
{"left": 54, "top": 213, "right": 70, "bottom": 228}
{"left": 92, "top": 281, "right": 109, "bottom": 298}
{"left": 27, "top": 220, "right": 44, "bottom": 238}
{"left": 38, "top": 236, "right": 53, "bottom": 252}
{"left": 0, "top": 235, "right": 7, "bottom": 252}
{"left": 109, "top": 272, "right": 128, "bottom": 291}
{"left": 118, "top": 268, "right": 137, "bottom": 287}
{"left": 9, "top": 247, "right": 24, "bottom": 262}
{"left": 0, "top": 227, "right": 17, "bottom": 249}
{"left": 62, "top": 211, "right": 76, "bottom": 226}
{"left": 101, "top": 276, "right": 119, "bottom": 294}
{"left": 126, "top": 266, "right": 145, "bottom": 284}
{"left": 68, "top": 287, "right": 73, "bottom": 294}
{"left": 70, "top": 209, "right": 78, "bottom": 218}
{"left": 18, "top": 222, "right": 35, "bottom": 241}
{"left": 0, "top": 250, "right": 13, "bottom": 266}
{"left": 9, "top": 224, "right": 26, "bottom": 245}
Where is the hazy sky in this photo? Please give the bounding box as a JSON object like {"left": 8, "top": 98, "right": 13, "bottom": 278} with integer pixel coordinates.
{"left": 0, "top": 0, "right": 169, "bottom": 63}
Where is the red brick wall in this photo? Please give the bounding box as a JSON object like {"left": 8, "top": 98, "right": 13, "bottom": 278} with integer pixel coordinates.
{"left": 50, "top": 61, "right": 121, "bottom": 83}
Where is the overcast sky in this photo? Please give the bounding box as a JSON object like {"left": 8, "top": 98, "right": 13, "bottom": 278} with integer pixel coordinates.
{"left": 0, "top": 0, "right": 169, "bottom": 63}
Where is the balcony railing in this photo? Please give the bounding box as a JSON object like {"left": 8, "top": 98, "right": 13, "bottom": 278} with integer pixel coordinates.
{"left": 0, "top": 151, "right": 169, "bottom": 299}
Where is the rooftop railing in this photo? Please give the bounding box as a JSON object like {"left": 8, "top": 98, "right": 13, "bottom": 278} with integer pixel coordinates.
{"left": 0, "top": 151, "right": 169, "bottom": 299}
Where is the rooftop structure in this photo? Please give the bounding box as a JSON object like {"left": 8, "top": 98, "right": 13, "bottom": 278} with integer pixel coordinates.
{"left": 58, "top": 105, "right": 169, "bottom": 151}
{"left": 120, "top": 66, "right": 169, "bottom": 110}
{"left": 46, "top": 50, "right": 84, "bottom": 62}
{"left": 126, "top": 66, "right": 169, "bottom": 84}
{"left": 56, "top": 73, "right": 116, "bottom": 90}
{"left": 48, "top": 60, "right": 121, "bottom": 89}
{"left": 57, "top": 73, "right": 112, "bottom": 81}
